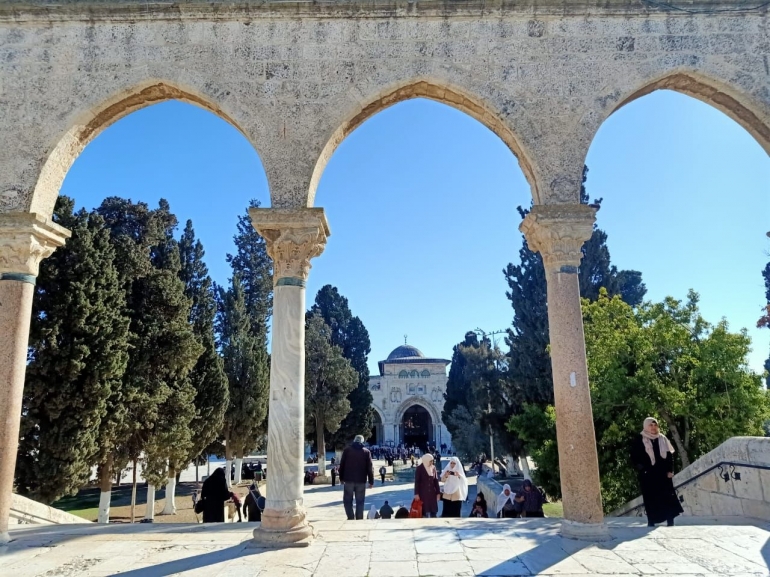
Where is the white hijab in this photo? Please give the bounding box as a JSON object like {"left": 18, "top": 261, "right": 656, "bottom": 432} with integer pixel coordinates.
{"left": 420, "top": 454, "right": 436, "bottom": 477}
{"left": 496, "top": 484, "right": 515, "bottom": 514}
{"left": 441, "top": 457, "right": 468, "bottom": 501}
{"left": 367, "top": 505, "right": 378, "bottom": 519}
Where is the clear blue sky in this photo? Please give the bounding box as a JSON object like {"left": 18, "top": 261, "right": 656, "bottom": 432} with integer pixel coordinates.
{"left": 61, "top": 92, "right": 770, "bottom": 375}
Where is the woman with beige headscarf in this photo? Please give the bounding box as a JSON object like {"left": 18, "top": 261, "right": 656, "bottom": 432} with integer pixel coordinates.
{"left": 413, "top": 453, "right": 440, "bottom": 518}
{"left": 630, "top": 417, "right": 683, "bottom": 527}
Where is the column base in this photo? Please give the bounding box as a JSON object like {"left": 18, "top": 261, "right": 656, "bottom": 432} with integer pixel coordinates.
{"left": 1, "top": 530, "right": 10, "bottom": 545}
{"left": 252, "top": 507, "right": 314, "bottom": 548}
{"left": 560, "top": 519, "right": 611, "bottom": 541}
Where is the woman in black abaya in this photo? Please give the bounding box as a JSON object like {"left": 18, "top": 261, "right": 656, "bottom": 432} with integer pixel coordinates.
{"left": 630, "top": 417, "right": 684, "bottom": 527}
{"left": 201, "top": 467, "right": 231, "bottom": 523}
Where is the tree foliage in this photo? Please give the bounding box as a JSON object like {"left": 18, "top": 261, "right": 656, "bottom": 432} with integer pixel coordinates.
{"left": 309, "top": 285, "right": 373, "bottom": 448}
{"left": 305, "top": 314, "right": 358, "bottom": 468}
{"left": 16, "top": 198, "right": 130, "bottom": 503}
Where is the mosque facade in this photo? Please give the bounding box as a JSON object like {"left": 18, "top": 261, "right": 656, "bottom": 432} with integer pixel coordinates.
{"left": 367, "top": 344, "right": 451, "bottom": 451}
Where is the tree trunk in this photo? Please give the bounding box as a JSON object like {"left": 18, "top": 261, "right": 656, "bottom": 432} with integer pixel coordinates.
{"left": 234, "top": 452, "right": 243, "bottom": 485}
{"left": 316, "top": 414, "right": 327, "bottom": 480}
{"left": 161, "top": 464, "right": 177, "bottom": 515}
{"left": 660, "top": 409, "right": 691, "bottom": 468}
{"left": 144, "top": 484, "right": 156, "bottom": 521}
{"left": 225, "top": 436, "right": 233, "bottom": 488}
{"left": 97, "top": 456, "right": 113, "bottom": 524}
{"left": 130, "top": 458, "right": 137, "bottom": 524}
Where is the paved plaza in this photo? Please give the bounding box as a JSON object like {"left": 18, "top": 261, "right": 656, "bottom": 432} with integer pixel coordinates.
{"left": 3, "top": 476, "right": 770, "bottom": 577}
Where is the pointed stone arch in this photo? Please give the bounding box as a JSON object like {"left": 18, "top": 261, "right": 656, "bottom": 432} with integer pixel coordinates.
{"left": 29, "top": 80, "right": 259, "bottom": 217}
{"left": 308, "top": 79, "right": 539, "bottom": 207}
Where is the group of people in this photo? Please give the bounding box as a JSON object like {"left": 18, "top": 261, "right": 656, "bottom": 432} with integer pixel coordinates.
{"left": 413, "top": 454, "right": 468, "bottom": 517}
{"left": 196, "top": 468, "right": 264, "bottom": 523}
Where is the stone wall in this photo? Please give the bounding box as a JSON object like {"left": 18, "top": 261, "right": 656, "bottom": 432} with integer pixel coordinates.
{"left": 0, "top": 1, "right": 767, "bottom": 217}
{"left": 611, "top": 436, "right": 770, "bottom": 521}
{"left": 10, "top": 493, "right": 88, "bottom": 526}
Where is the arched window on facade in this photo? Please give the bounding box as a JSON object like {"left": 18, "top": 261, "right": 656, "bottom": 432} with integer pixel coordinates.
{"left": 421, "top": 369, "right": 430, "bottom": 378}
{"left": 399, "top": 370, "right": 408, "bottom": 379}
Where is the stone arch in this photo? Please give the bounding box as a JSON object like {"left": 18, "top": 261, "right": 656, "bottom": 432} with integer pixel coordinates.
{"left": 307, "top": 79, "right": 540, "bottom": 207}
{"left": 28, "top": 80, "right": 260, "bottom": 217}
{"left": 591, "top": 71, "right": 770, "bottom": 158}
{"left": 394, "top": 398, "right": 441, "bottom": 426}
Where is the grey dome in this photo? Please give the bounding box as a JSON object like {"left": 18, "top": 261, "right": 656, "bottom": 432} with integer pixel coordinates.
{"left": 387, "top": 345, "right": 424, "bottom": 360}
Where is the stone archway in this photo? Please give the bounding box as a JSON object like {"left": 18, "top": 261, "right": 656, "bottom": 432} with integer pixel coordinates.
{"left": 308, "top": 79, "right": 540, "bottom": 207}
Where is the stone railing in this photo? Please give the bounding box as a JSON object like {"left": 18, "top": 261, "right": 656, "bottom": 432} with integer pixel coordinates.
{"left": 476, "top": 475, "right": 504, "bottom": 517}
{"left": 611, "top": 437, "right": 770, "bottom": 521}
{"left": 10, "top": 493, "right": 88, "bottom": 526}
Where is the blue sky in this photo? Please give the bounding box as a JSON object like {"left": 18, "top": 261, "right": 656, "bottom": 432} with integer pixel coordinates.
{"left": 61, "top": 92, "right": 770, "bottom": 375}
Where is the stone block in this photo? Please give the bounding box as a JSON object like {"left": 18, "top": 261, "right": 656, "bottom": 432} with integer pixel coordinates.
{"left": 739, "top": 498, "right": 770, "bottom": 521}
{"left": 709, "top": 492, "right": 742, "bottom": 517}
{"left": 730, "top": 467, "right": 764, "bottom": 501}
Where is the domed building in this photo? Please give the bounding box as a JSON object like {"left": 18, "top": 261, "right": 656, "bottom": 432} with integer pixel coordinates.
{"left": 367, "top": 343, "right": 451, "bottom": 451}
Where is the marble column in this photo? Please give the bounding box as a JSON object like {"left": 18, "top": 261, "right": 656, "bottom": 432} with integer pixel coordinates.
{"left": 520, "top": 204, "right": 609, "bottom": 541}
{"left": 250, "top": 208, "right": 329, "bottom": 547}
{"left": 0, "top": 213, "right": 70, "bottom": 544}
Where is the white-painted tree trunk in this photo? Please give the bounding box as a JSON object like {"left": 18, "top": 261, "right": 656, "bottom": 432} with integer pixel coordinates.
{"left": 225, "top": 459, "right": 233, "bottom": 488}
{"left": 161, "top": 476, "right": 176, "bottom": 515}
{"left": 234, "top": 457, "right": 243, "bottom": 484}
{"left": 519, "top": 456, "right": 532, "bottom": 480}
{"left": 97, "top": 491, "right": 111, "bottom": 524}
{"left": 144, "top": 484, "right": 156, "bottom": 520}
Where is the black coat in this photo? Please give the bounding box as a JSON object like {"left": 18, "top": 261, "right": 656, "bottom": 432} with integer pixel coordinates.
{"left": 339, "top": 442, "right": 374, "bottom": 485}
{"left": 414, "top": 463, "right": 440, "bottom": 515}
{"left": 201, "top": 468, "right": 231, "bottom": 523}
{"left": 630, "top": 434, "right": 683, "bottom": 524}
{"left": 243, "top": 488, "right": 263, "bottom": 522}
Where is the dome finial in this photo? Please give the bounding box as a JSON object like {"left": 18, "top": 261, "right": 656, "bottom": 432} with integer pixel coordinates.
{"left": 404, "top": 334, "right": 408, "bottom": 345}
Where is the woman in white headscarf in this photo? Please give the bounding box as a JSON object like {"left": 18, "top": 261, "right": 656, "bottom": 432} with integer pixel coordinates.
{"left": 496, "top": 484, "right": 519, "bottom": 518}
{"left": 630, "top": 417, "right": 683, "bottom": 527}
{"left": 414, "top": 453, "right": 440, "bottom": 518}
{"left": 367, "top": 504, "right": 379, "bottom": 519}
{"left": 440, "top": 457, "right": 468, "bottom": 517}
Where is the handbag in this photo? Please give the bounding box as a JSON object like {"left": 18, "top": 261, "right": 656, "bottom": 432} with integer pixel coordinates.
{"left": 409, "top": 497, "right": 423, "bottom": 519}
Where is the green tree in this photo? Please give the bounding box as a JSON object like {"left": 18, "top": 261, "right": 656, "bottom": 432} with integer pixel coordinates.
{"left": 178, "top": 220, "right": 229, "bottom": 476}
{"left": 758, "top": 260, "right": 770, "bottom": 387}
{"left": 218, "top": 275, "right": 270, "bottom": 480}
{"left": 305, "top": 314, "right": 359, "bottom": 477}
{"left": 16, "top": 198, "right": 130, "bottom": 504}
{"left": 309, "top": 285, "right": 373, "bottom": 449}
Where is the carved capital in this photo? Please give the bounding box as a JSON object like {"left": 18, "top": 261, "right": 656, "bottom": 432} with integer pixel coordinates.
{"left": 519, "top": 204, "right": 596, "bottom": 273}
{"left": 0, "top": 213, "right": 71, "bottom": 277}
{"left": 249, "top": 208, "right": 330, "bottom": 285}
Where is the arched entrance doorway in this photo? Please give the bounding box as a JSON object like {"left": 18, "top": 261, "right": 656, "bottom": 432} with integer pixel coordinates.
{"left": 401, "top": 405, "right": 432, "bottom": 451}
{"left": 368, "top": 411, "right": 383, "bottom": 446}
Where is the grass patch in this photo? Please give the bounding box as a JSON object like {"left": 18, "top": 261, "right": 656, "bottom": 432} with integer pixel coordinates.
{"left": 543, "top": 502, "right": 563, "bottom": 517}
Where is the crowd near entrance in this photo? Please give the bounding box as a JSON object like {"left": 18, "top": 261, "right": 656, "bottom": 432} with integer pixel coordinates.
{"left": 401, "top": 405, "right": 433, "bottom": 452}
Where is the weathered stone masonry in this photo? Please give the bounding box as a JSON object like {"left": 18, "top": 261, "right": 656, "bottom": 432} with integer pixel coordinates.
{"left": 0, "top": 0, "right": 767, "bottom": 544}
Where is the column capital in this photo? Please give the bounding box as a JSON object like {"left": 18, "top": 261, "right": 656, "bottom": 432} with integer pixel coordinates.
{"left": 519, "top": 204, "right": 596, "bottom": 274}
{"left": 0, "top": 213, "right": 71, "bottom": 278}
{"left": 249, "top": 208, "right": 330, "bottom": 286}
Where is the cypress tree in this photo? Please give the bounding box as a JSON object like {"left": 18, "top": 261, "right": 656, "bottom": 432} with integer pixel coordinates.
{"left": 178, "top": 220, "right": 229, "bottom": 473}
{"left": 310, "top": 285, "right": 374, "bottom": 449}
{"left": 16, "top": 197, "right": 130, "bottom": 504}
{"left": 218, "top": 275, "right": 270, "bottom": 483}
{"left": 760, "top": 261, "right": 770, "bottom": 388}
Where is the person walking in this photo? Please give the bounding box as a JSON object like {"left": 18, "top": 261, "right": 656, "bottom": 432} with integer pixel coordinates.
{"left": 631, "top": 417, "right": 683, "bottom": 527}
{"left": 440, "top": 457, "right": 468, "bottom": 517}
{"left": 514, "top": 480, "right": 545, "bottom": 517}
{"left": 331, "top": 465, "right": 337, "bottom": 487}
{"left": 200, "top": 467, "right": 231, "bottom": 523}
{"left": 379, "top": 465, "right": 387, "bottom": 485}
{"left": 496, "top": 484, "right": 519, "bottom": 518}
{"left": 414, "top": 454, "right": 440, "bottom": 518}
{"left": 339, "top": 434, "right": 374, "bottom": 520}
{"left": 243, "top": 483, "right": 263, "bottom": 522}
{"left": 379, "top": 500, "right": 394, "bottom": 519}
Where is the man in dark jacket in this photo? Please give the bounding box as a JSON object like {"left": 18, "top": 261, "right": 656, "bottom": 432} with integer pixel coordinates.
{"left": 339, "top": 435, "right": 374, "bottom": 520}
{"left": 379, "top": 500, "right": 394, "bottom": 519}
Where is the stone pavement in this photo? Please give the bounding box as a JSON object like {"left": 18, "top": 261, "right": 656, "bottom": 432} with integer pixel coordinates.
{"left": 2, "top": 515, "right": 769, "bottom": 577}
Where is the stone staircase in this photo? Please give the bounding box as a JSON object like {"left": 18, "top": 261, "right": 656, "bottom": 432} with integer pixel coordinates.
{"left": 10, "top": 493, "right": 87, "bottom": 526}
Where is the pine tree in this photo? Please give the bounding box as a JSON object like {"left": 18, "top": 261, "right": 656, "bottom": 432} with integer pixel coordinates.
{"left": 218, "top": 275, "right": 270, "bottom": 482}
{"left": 309, "top": 285, "right": 374, "bottom": 449}
{"left": 179, "top": 221, "right": 229, "bottom": 470}
{"left": 305, "top": 314, "right": 359, "bottom": 478}
{"left": 442, "top": 331, "right": 481, "bottom": 423}
{"left": 16, "top": 197, "right": 130, "bottom": 504}
{"left": 759, "top": 261, "right": 770, "bottom": 388}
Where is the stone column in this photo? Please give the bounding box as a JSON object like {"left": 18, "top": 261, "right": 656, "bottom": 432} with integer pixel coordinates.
{"left": 250, "top": 208, "right": 329, "bottom": 547}
{"left": 0, "top": 213, "right": 70, "bottom": 544}
{"left": 520, "top": 204, "right": 609, "bottom": 541}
